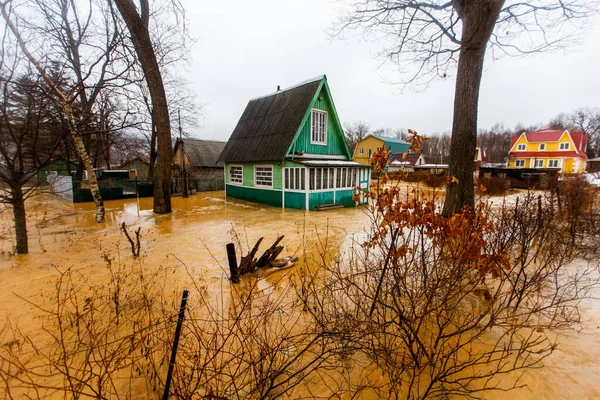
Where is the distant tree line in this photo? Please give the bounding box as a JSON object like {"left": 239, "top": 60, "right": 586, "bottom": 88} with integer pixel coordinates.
{"left": 344, "top": 106, "right": 600, "bottom": 164}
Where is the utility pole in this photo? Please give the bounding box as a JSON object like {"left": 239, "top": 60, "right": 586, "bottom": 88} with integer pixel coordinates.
{"left": 178, "top": 109, "right": 188, "bottom": 198}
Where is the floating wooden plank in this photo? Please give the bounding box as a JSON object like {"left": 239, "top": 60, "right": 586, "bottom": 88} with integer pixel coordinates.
{"left": 256, "top": 236, "right": 284, "bottom": 268}
{"left": 239, "top": 237, "right": 263, "bottom": 274}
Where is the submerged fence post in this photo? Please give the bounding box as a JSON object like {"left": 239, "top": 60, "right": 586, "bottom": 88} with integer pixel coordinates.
{"left": 227, "top": 243, "right": 240, "bottom": 283}
{"left": 162, "top": 289, "right": 189, "bottom": 400}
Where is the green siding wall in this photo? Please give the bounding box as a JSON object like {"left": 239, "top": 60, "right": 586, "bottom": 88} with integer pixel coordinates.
{"left": 226, "top": 184, "right": 282, "bottom": 207}
{"left": 335, "top": 189, "right": 356, "bottom": 207}
{"left": 243, "top": 164, "right": 254, "bottom": 186}
{"left": 226, "top": 163, "right": 282, "bottom": 190}
{"left": 284, "top": 192, "right": 306, "bottom": 210}
{"left": 308, "top": 191, "right": 335, "bottom": 210}
{"left": 290, "top": 86, "right": 348, "bottom": 157}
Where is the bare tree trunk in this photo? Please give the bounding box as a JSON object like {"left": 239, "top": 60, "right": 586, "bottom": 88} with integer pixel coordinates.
{"left": 442, "top": 1, "right": 504, "bottom": 217}
{"left": 65, "top": 103, "right": 105, "bottom": 223}
{"left": 113, "top": 0, "right": 172, "bottom": 214}
{"left": 10, "top": 185, "right": 28, "bottom": 254}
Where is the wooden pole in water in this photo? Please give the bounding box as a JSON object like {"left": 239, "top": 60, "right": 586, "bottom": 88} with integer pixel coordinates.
{"left": 162, "top": 289, "right": 189, "bottom": 400}
{"left": 226, "top": 243, "right": 240, "bottom": 283}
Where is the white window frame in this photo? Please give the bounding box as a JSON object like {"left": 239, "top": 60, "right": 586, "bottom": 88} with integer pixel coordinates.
{"left": 285, "top": 167, "right": 305, "bottom": 191}
{"left": 229, "top": 165, "right": 243, "bottom": 185}
{"left": 359, "top": 148, "right": 364, "bottom": 155}
{"left": 559, "top": 142, "right": 570, "bottom": 150}
{"left": 548, "top": 159, "right": 559, "bottom": 168}
{"left": 310, "top": 109, "right": 327, "bottom": 145}
{"left": 534, "top": 159, "right": 544, "bottom": 168}
{"left": 539, "top": 143, "right": 546, "bottom": 151}
{"left": 517, "top": 144, "right": 526, "bottom": 151}
{"left": 515, "top": 159, "right": 525, "bottom": 167}
{"left": 254, "top": 165, "right": 273, "bottom": 188}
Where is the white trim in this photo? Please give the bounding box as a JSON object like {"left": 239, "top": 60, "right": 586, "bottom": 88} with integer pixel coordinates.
{"left": 229, "top": 164, "right": 243, "bottom": 185}
{"left": 548, "top": 159, "right": 559, "bottom": 168}
{"left": 359, "top": 148, "right": 364, "bottom": 154}
{"left": 517, "top": 144, "right": 526, "bottom": 151}
{"left": 254, "top": 165, "right": 273, "bottom": 189}
{"left": 290, "top": 154, "right": 348, "bottom": 160}
{"left": 539, "top": 143, "right": 546, "bottom": 151}
{"left": 559, "top": 142, "right": 570, "bottom": 150}
{"left": 310, "top": 109, "right": 328, "bottom": 145}
{"left": 281, "top": 166, "right": 285, "bottom": 208}
{"left": 508, "top": 132, "right": 528, "bottom": 153}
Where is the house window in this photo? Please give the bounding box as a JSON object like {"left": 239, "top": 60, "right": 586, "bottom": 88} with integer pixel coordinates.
{"left": 559, "top": 142, "right": 570, "bottom": 150}
{"left": 515, "top": 160, "right": 525, "bottom": 167}
{"left": 359, "top": 148, "right": 364, "bottom": 155}
{"left": 368, "top": 149, "right": 372, "bottom": 159}
{"left": 534, "top": 159, "right": 544, "bottom": 168}
{"left": 255, "top": 166, "right": 272, "bottom": 188}
{"left": 548, "top": 160, "right": 559, "bottom": 168}
{"left": 310, "top": 109, "right": 327, "bottom": 145}
{"left": 285, "top": 167, "right": 305, "bottom": 191}
{"left": 517, "top": 144, "right": 526, "bottom": 151}
{"left": 539, "top": 143, "right": 546, "bottom": 150}
{"left": 230, "top": 165, "right": 243, "bottom": 185}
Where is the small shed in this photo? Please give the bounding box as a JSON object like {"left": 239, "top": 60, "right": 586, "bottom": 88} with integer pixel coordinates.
{"left": 118, "top": 157, "right": 150, "bottom": 181}
{"left": 172, "top": 138, "right": 227, "bottom": 192}
{"left": 388, "top": 153, "right": 426, "bottom": 173}
{"left": 587, "top": 157, "right": 600, "bottom": 173}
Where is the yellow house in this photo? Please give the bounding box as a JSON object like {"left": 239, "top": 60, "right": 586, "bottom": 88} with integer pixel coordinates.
{"left": 353, "top": 135, "right": 410, "bottom": 165}
{"left": 507, "top": 129, "right": 588, "bottom": 174}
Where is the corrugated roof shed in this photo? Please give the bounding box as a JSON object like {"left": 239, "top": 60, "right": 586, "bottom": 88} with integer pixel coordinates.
{"left": 218, "top": 77, "right": 323, "bottom": 163}
{"left": 177, "top": 139, "right": 227, "bottom": 167}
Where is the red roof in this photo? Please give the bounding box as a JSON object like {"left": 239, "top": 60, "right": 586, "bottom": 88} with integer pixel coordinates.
{"left": 509, "top": 130, "right": 588, "bottom": 154}
{"left": 390, "top": 152, "right": 423, "bottom": 166}
{"left": 507, "top": 151, "right": 588, "bottom": 160}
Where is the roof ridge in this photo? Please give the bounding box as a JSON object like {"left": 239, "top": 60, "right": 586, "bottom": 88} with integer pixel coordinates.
{"left": 248, "top": 75, "right": 325, "bottom": 102}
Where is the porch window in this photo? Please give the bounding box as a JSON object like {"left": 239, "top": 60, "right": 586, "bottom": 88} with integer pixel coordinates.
{"left": 534, "top": 159, "right": 544, "bottom": 168}
{"left": 548, "top": 159, "right": 559, "bottom": 168}
{"left": 255, "top": 166, "right": 272, "bottom": 188}
{"left": 515, "top": 160, "right": 525, "bottom": 167}
{"left": 229, "top": 165, "right": 243, "bottom": 185}
{"left": 285, "top": 167, "right": 305, "bottom": 191}
{"left": 310, "top": 109, "right": 327, "bottom": 145}
{"left": 559, "top": 142, "right": 570, "bottom": 150}
{"left": 517, "top": 144, "right": 526, "bottom": 151}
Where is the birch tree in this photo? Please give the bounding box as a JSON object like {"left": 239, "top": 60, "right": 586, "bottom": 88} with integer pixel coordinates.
{"left": 1, "top": 1, "right": 106, "bottom": 222}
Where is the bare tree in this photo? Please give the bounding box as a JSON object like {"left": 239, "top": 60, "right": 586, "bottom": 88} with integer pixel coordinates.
{"left": 0, "top": 0, "right": 106, "bottom": 222}
{"left": 344, "top": 120, "right": 370, "bottom": 154}
{"left": 569, "top": 107, "right": 600, "bottom": 158}
{"left": 111, "top": 0, "right": 174, "bottom": 214}
{"left": 335, "top": 0, "right": 596, "bottom": 216}
{"left": 0, "top": 67, "right": 63, "bottom": 253}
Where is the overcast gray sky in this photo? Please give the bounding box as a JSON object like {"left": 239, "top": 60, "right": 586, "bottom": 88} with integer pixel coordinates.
{"left": 179, "top": 0, "right": 600, "bottom": 141}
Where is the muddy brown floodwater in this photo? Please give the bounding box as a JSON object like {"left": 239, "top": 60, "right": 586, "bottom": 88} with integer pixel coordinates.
{"left": 0, "top": 190, "right": 599, "bottom": 399}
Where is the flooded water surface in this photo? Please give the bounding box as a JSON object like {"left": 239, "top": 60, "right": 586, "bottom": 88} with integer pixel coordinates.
{"left": 0, "top": 190, "right": 598, "bottom": 399}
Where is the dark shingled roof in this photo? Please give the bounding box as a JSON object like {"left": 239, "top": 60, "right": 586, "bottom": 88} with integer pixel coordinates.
{"left": 218, "top": 77, "right": 323, "bottom": 163}
{"left": 177, "top": 139, "right": 227, "bottom": 167}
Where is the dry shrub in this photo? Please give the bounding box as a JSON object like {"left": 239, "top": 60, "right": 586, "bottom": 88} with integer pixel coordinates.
{"left": 478, "top": 176, "right": 510, "bottom": 195}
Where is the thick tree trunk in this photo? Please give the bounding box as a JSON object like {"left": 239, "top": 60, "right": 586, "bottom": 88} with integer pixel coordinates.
{"left": 11, "top": 185, "right": 28, "bottom": 254}
{"left": 442, "top": 1, "right": 504, "bottom": 217}
{"left": 113, "top": 0, "right": 172, "bottom": 214}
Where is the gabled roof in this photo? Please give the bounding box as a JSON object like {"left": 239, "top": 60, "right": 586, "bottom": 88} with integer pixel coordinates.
{"left": 175, "top": 138, "right": 227, "bottom": 167}
{"left": 390, "top": 152, "right": 424, "bottom": 166}
{"left": 509, "top": 129, "right": 588, "bottom": 154}
{"left": 218, "top": 76, "right": 324, "bottom": 163}
{"left": 372, "top": 135, "right": 411, "bottom": 155}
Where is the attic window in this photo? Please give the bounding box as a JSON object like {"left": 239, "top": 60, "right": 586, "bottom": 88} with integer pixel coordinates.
{"left": 310, "top": 109, "right": 327, "bottom": 145}
{"left": 517, "top": 144, "right": 526, "bottom": 151}
{"left": 539, "top": 143, "right": 546, "bottom": 151}
{"left": 560, "top": 142, "right": 570, "bottom": 150}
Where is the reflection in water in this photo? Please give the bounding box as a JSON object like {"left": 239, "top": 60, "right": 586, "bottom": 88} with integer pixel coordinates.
{"left": 0, "top": 190, "right": 598, "bottom": 399}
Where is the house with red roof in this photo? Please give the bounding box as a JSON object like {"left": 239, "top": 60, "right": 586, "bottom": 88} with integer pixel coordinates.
{"left": 507, "top": 129, "right": 588, "bottom": 174}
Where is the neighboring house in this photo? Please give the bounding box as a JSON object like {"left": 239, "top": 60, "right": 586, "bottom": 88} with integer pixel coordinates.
{"left": 218, "top": 75, "right": 370, "bottom": 210}
{"left": 507, "top": 129, "right": 588, "bottom": 173}
{"left": 474, "top": 147, "right": 488, "bottom": 168}
{"left": 587, "top": 157, "right": 600, "bottom": 174}
{"left": 353, "top": 135, "right": 410, "bottom": 165}
{"left": 35, "top": 157, "right": 79, "bottom": 185}
{"left": 118, "top": 157, "right": 150, "bottom": 181}
{"left": 173, "top": 138, "right": 227, "bottom": 192}
{"left": 388, "top": 152, "right": 426, "bottom": 173}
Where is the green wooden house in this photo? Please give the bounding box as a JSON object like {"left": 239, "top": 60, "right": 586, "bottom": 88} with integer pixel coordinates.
{"left": 218, "top": 75, "right": 371, "bottom": 210}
